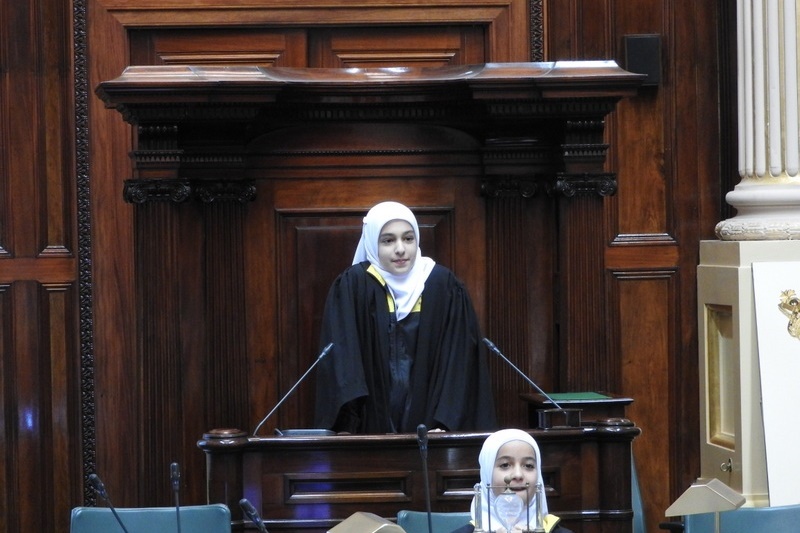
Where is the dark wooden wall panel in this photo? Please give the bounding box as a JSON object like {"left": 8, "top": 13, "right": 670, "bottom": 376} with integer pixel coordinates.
{"left": 43, "top": 282, "right": 83, "bottom": 532}
{"left": 0, "top": 0, "right": 732, "bottom": 531}
{"left": 611, "top": 270, "right": 677, "bottom": 532}
{"left": 276, "top": 207, "right": 455, "bottom": 426}
{"left": 0, "top": 286, "right": 7, "bottom": 533}
{"left": 130, "top": 29, "right": 310, "bottom": 67}
{"left": 544, "top": 0, "right": 724, "bottom": 531}
{"left": 136, "top": 202, "right": 182, "bottom": 502}
{"left": 204, "top": 203, "right": 250, "bottom": 430}
{"left": 271, "top": 181, "right": 484, "bottom": 430}
{"left": 612, "top": 90, "right": 671, "bottom": 239}
{"left": 88, "top": 0, "right": 142, "bottom": 510}
{"left": 133, "top": 199, "right": 255, "bottom": 503}
{"left": 610, "top": 1, "right": 671, "bottom": 241}
{"left": 310, "top": 26, "right": 487, "bottom": 67}
{"left": 0, "top": 0, "right": 82, "bottom": 530}
{"left": 0, "top": 282, "right": 81, "bottom": 532}
{"left": 243, "top": 189, "right": 281, "bottom": 437}
{"left": 559, "top": 195, "right": 615, "bottom": 393}
{"left": 485, "top": 195, "right": 557, "bottom": 427}
{"left": 670, "top": 0, "right": 727, "bottom": 506}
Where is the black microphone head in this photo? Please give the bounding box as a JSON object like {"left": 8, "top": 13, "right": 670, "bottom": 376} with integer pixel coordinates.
{"left": 88, "top": 473, "right": 107, "bottom": 498}
{"left": 320, "top": 342, "right": 334, "bottom": 358}
{"left": 170, "top": 462, "right": 181, "bottom": 491}
{"left": 239, "top": 498, "right": 255, "bottom": 514}
{"left": 240, "top": 499, "right": 267, "bottom": 533}
{"left": 416, "top": 424, "right": 428, "bottom": 449}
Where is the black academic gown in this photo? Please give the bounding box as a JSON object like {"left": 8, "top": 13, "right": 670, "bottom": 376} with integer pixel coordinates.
{"left": 314, "top": 261, "right": 497, "bottom": 433}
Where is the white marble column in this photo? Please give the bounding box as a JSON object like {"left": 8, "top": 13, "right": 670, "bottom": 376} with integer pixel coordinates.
{"left": 716, "top": 1, "right": 800, "bottom": 240}
{"left": 697, "top": 1, "right": 800, "bottom": 506}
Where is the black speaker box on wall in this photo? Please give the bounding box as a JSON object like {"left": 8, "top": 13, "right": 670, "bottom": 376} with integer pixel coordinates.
{"left": 624, "top": 34, "right": 662, "bottom": 87}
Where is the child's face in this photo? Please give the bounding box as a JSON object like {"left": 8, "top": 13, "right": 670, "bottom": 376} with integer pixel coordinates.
{"left": 377, "top": 220, "right": 417, "bottom": 275}
{"left": 491, "top": 440, "right": 538, "bottom": 505}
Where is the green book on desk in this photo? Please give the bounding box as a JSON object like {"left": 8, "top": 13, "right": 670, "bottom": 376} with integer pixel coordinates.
{"left": 523, "top": 391, "right": 633, "bottom": 425}
{"left": 547, "top": 392, "right": 614, "bottom": 402}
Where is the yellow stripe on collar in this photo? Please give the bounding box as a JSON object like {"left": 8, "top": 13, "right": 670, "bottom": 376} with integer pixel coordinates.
{"left": 543, "top": 514, "right": 562, "bottom": 532}
{"left": 366, "top": 264, "right": 421, "bottom": 313}
{"left": 367, "top": 264, "right": 387, "bottom": 286}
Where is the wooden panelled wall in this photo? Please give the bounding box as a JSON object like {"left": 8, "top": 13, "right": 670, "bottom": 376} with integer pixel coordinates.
{"left": 0, "top": 1, "right": 733, "bottom": 533}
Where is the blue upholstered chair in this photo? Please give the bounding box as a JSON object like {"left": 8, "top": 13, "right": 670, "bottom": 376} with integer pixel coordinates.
{"left": 70, "top": 503, "right": 231, "bottom": 533}
{"left": 632, "top": 457, "right": 646, "bottom": 533}
{"left": 661, "top": 503, "right": 800, "bottom": 532}
{"left": 690, "top": 503, "right": 800, "bottom": 532}
{"left": 396, "top": 510, "right": 472, "bottom": 533}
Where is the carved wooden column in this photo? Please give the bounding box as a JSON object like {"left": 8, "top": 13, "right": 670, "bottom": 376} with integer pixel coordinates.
{"left": 119, "top": 112, "right": 258, "bottom": 504}
{"left": 555, "top": 114, "right": 618, "bottom": 391}
{"left": 475, "top": 74, "right": 626, "bottom": 394}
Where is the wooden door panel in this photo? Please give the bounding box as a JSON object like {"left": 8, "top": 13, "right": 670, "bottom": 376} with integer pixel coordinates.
{"left": 309, "top": 25, "right": 487, "bottom": 67}
{"left": 251, "top": 119, "right": 484, "bottom": 431}
{"left": 127, "top": 26, "right": 486, "bottom": 70}
{"left": 129, "top": 28, "right": 309, "bottom": 67}
{"left": 274, "top": 206, "right": 456, "bottom": 429}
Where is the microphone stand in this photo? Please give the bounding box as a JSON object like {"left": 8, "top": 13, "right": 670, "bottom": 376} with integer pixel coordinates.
{"left": 171, "top": 462, "right": 181, "bottom": 533}
{"left": 472, "top": 483, "right": 484, "bottom": 533}
{"left": 416, "top": 424, "right": 433, "bottom": 533}
{"left": 240, "top": 498, "right": 269, "bottom": 533}
{"left": 89, "top": 473, "right": 130, "bottom": 533}
{"left": 253, "top": 342, "right": 333, "bottom": 436}
{"left": 482, "top": 338, "right": 563, "bottom": 409}
{"left": 533, "top": 482, "right": 546, "bottom": 533}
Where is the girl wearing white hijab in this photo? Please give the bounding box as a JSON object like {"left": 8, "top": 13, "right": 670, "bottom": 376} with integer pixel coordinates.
{"left": 314, "top": 201, "right": 497, "bottom": 434}
{"left": 468, "top": 429, "right": 571, "bottom": 533}
{"left": 351, "top": 201, "right": 436, "bottom": 321}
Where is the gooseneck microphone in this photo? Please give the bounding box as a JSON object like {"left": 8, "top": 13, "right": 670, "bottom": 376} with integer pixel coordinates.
{"left": 240, "top": 498, "right": 269, "bottom": 533}
{"left": 170, "top": 462, "right": 181, "bottom": 533}
{"left": 482, "top": 338, "right": 563, "bottom": 409}
{"left": 88, "top": 473, "right": 130, "bottom": 533}
{"left": 416, "top": 424, "right": 433, "bottom": 533}
{"left": 253, "top": 342, "right": 334, "bottom": 436}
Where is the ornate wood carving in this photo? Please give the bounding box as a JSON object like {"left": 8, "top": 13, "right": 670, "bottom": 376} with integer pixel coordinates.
{"left": 123, "top": 180, "right": 192, "bottom": 204}
{"left": 73, "top": 0, "right": 97, "bottom": 507}
{"left": 122, "top": 179, "right": 256, "bottom": 204}
{"left": 97, "top": 63, "right": 641, "bottom": 191}
{"left": 551, "top": 172, "right": 618, "bottom": 197}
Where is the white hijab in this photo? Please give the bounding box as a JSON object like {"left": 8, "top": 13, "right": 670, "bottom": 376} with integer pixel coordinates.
{"left": 352, "top": 201, "right": 435, "bottom": 320}
{"left": 471, "top": 429, "right": 549, "bottom": 530}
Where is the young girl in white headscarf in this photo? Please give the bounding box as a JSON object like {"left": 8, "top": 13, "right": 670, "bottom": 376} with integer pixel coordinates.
{"left": 314, "top": 201, "right": 497, "bottom": 434}
{"left": 468, "top": 429, "right": 571, "bottom": 533}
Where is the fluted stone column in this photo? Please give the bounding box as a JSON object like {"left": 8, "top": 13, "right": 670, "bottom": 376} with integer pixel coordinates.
{"left": 697, "top": 1, "right": 800, "bottom": 507}
{"left": 716, "top": 1, "right": 800, "bottom": 239}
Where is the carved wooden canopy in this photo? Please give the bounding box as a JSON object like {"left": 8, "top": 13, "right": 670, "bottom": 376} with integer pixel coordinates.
{"left": 96, "top": 62, "right": 643, "bottom": 202}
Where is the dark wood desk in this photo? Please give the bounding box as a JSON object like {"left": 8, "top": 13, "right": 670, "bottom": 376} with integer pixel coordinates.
{"left": 522, "top": 392, "right": 634, "bottom": 427}
{"left": 198, "top": 421, "right": 640, "bottom": 533}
